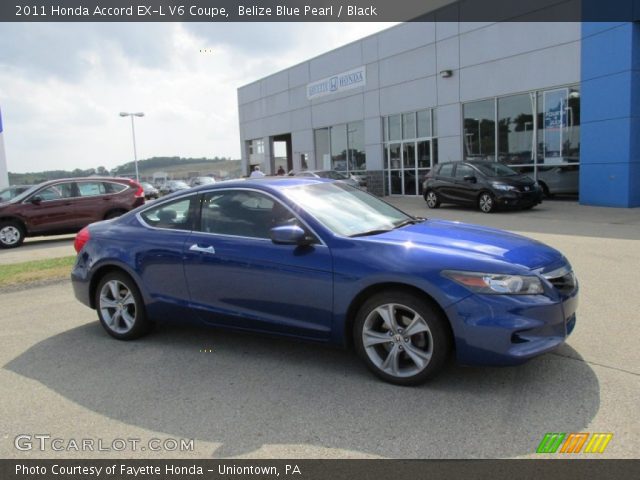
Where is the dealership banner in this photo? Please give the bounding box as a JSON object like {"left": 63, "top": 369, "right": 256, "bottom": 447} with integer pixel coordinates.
{"left": 2, "top": 459, "right": 639, "bottom": 480}
{"left": 307, "top": 67, "right": 366, "bottom": 100}
{"left": 2, "top": 0, "right": 640, "bottom": 22}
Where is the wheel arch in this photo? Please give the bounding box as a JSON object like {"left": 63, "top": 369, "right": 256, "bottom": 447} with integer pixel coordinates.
{"left": 0, "top": 216, "right": 28, "bottom": 234}
{"left": 88, "top": 263, "right": 143, "bottom": 309}
{"left": 343, "top": 282, "right": 454, "bottom": 351}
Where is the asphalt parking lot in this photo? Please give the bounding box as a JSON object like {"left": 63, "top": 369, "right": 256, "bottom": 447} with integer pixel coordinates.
{"left": 0, "top": 198, "right": 638, "bottom": 459}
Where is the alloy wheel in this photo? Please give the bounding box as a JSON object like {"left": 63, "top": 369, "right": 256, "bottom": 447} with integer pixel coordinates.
{"left": 362, "top": 303, "right": 433, "bottom": 378}
{"left": 0, "top": 225, "right": 21, "bottom": 246}
{"left": 479, "top": 193, "right": 494, "bottom": 213}
{"left": 99, "top": 280, "right": 137, "bottom": 334}
{"left": 426, "top": 191, "right": 439, "bottom": 208}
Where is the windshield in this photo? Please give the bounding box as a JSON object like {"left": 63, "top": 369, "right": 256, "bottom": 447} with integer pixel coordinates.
{"left": 471, "top": 162, "right": 518, "bottom": 177}
{"left": 283, "top": 182, "right": 413, "bottom": 237}
{"left": 316, "top": 171, "right": 348, "bottom": 180}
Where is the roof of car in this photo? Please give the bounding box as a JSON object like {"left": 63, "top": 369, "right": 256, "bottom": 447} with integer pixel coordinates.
{"left": 189, "top": 176, "right": 330, "bottom": 193}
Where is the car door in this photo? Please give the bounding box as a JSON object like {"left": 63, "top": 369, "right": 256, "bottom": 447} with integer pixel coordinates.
{"left": 183, "top": 188, "right": 334, "bottom": 340}
{"left": 433, "top": 163, "right": 456, "bottom": 202}
{"left": 453, "top": 163, "right": 480, "bottom": 205}
{"left": 20, "top": 181, "right": 79, "bottom": 233}
{"left": 74, "top": 180, "right": 112, "bottom": 227}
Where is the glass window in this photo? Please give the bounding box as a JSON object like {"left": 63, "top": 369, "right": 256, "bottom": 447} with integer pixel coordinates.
{"left": 347, "top": 121, "right": 365, "bottom": 171}
{"left": 463, "top": 99, "right": 496, "bottom": 161}
{"left": 388, "top": 114, "right": 401, "bottom": 141}
{"left": 199, "top": 190, "right": 298, "bottom": 239}
{"left": 330, "top": 124, "right": 348, "bottom": 172}
{"left": 140, "top": 196, "right": 195, "bottom": 230}
{"left": 498, "top": 94, "right": 535, "bottom": 165}
{"left": 314, "top": 128, "right": 330, "bottom": 171}
{"left": 38, "top": 182, "right": 74, "bottom": 201}
{"left": 438, "top": 163, "right": 454, "bottom": 177}
{"left": 402, "top": 112, "right": 416, "bottom": 140}
{"left": 78, "top": 182, "right": 106, "bottom": 197}
{"left": 104, "top": 182, "right": 127, "bottom": 194}
{"left": 403, "top": 142, "right": 416, "bottom": 169}
{"left": 389, "top": 144, "right": 401, "bottom": 170}
{"left": 417, "top": 110, "right": 431, "bottom": 138}
{"left": 455, "top": 164, "right": 475, "bottom": 179}
{"left": 283, "top": 182, "right": 411, "bottom": 237}
{"left": 417, "top": 141, "right": 431, "bottom": 169}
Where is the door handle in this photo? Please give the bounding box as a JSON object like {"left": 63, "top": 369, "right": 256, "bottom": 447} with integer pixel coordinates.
{"left": 189, "top": 244, "right": 216, "bottom": 254}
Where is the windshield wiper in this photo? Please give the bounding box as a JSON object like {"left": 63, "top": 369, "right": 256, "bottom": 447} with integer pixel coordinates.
{"left": 350, "top": 228, "right": 394, "bottom": 238}
{"left": 394, "top": 217, "right": 426, "bottom": 229}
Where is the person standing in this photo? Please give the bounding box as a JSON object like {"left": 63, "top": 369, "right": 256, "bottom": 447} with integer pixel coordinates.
{"left": 250, "top": 166, "right": 266, "bottom": 178}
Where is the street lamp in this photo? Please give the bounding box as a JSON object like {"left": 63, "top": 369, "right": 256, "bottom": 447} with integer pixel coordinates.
{"left": 119, "top": 112, "right": 145, "bottom": 182}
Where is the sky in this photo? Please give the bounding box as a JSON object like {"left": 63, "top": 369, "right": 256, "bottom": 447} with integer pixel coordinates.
{"left": 0, "top": 22, "right": 396, "bottom": 173}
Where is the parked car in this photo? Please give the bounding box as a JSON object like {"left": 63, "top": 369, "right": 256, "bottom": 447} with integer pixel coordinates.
{"left": 71, "top": 178, "right": 577, "bottom": 385}
{"left": 159, "top": 180, "right": 190, "bottom": 196}
{"left": 293, "top": 170, "right": 359, "bottom": 187}
{"left": 0, "top": 185, "right": 33, "bottom": 203}
{"left": 140, "top": 182, "right": 159, "bottom": 200}
{"left": 536, "top": 165, "right": 579, "bottom": 197}
{"left": 0, "top": 177, "right": 144, "bottom": 248}
{"left": 190, "top": 176, "right": 216, "bottom": 187}
{"left": 424, "top": 161, "right": 543, "bottom": 213}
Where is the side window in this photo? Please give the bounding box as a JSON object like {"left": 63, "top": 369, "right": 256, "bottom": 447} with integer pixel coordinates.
{"left": 78, "top": 182, "right": 106, "bottom": 196}
{"left": 140, "top": 196, "right": 195, "bottom": 230}
{"left": 455, "top": 165, "right": 474, "bottom": 179}
{"left": 37, "top": 183, "right": 74, "bottom": 201}
{"left": 199, "top": 190, "right": 300, "bottom": 239}
{"left": 104, "top": 182, "right": 128, "bottom": 194}
{"left": 438, "top": 163, "right": 454, "bottom": 177}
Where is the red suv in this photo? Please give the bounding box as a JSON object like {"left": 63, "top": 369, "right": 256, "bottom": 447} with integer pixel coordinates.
{"left": 0, "top": 177, "right": 145, "bottom": 248}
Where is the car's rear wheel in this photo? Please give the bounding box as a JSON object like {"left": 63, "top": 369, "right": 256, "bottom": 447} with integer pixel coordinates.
{"left": 478, "top": 192, "right": 495, "bottom": 213}
{"left": 354, "top": 291, "right": 451, "bottom": 385}
{"left": 0, "top": 221, "right": 25, "bottom": 249}
{"left": 95, "top": 272, "right": 150, "bottom": 340}
{"left": 425, "top": 190, "right": 441, "bottom": 209}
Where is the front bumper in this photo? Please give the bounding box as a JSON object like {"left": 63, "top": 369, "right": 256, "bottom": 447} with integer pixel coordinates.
{"left": 494, "top": 188, "right": 543, "bottom": 208}
{"left": 445, "top": 286, "right": 578, "bottom": 366}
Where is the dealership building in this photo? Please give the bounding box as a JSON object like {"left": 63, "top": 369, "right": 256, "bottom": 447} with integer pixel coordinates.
{"left": 238, "top": 19, "right": 640, "bottom": 207}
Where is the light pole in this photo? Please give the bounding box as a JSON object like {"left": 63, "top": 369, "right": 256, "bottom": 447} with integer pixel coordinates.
{"left": 119, "top": 112, "right": 144, "bottom": 182}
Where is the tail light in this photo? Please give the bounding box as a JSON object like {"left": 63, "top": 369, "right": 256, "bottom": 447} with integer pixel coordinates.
{"left": 129, "top": 180, "right": 144, "bottom": 198}
{"left": 74, "top": 226, "right": 91, "bottom": 253}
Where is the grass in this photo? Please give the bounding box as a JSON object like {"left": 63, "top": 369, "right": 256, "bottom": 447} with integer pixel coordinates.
{"left": 0, "top": 256, "right": 76, "bottom": 288}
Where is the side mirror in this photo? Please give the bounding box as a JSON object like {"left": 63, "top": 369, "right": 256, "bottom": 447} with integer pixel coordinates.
{"left": 270, "top": 225, "right": 310, "bottom": 246}
{"left": 463, "top": 175, "right": 477, "bottom": 183}
{"left": 30, "top": 196, "right": 42, "bottom": 205}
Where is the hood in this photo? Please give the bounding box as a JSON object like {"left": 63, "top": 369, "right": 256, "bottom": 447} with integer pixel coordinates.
{"left": 370, "top": 220, "right": 563, "bottom": 270}
{"left": 491, "top": 174, "right": 535, "bottom": 186}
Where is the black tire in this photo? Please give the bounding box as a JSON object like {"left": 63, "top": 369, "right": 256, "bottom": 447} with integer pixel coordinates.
{"left": 95, "top": 272, "right": 151, "bottom": 340}
{"left": 353, "top": 290, "right": 452, "bottom": 386}
{"left": 478, "top": 192, "right": 495, "bottom": 213}
{"left": 0, "top": 220, "right": 25, "bottom": 249}
{"left": 424, "top": 190, "right": 441, "bottom": 209}
{"left": 539, "top": 182, "right": 553, "bottom": 199}
{"left": 104, "top": 209, "right": 126, "bottom": 220}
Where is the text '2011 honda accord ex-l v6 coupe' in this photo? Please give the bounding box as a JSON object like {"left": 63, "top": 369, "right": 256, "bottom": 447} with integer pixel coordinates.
{"left": 71, "top": 178, "right": 578, "bottom": 385}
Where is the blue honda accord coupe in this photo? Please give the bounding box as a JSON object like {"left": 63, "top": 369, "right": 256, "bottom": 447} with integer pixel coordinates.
{"left": 71, "top": 178, "right": 578, "bottom": 385}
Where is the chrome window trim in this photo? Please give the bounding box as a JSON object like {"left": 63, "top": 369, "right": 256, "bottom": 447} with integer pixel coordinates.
{"left": 22, "top": 180, "right": 131, "bottom": 204}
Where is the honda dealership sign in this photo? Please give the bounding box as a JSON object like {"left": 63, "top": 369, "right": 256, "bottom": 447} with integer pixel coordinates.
{"left": 307, "top": 66, "right": 366, "bottom": 100}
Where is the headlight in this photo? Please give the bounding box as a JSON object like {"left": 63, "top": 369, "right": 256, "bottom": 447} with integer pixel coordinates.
{"left": 492, "top": 183, "right": 517, "bottom": 192}
{"left": 442, "top": 270, "right": 544, "bottom": 295}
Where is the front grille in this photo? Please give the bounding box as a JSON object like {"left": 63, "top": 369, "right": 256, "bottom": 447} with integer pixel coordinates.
{"left": 543, "top": 266, "right": 577, "bottom": 295}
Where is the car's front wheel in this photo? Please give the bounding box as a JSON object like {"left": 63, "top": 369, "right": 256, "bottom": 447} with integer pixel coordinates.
{"left": 354, "top": 291, "right": 451, "bottom": 385}
{"left": 478, "top": 192, "right": 495, "bottom": 213}
{"left": 95, "top": 272, "right": 151, "bottom": 340}
{"left": 424, "top": 190, "right": 441, "bottom": 209}
{"left": 0, "top": 221, "right": 25, "bottom": 249}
